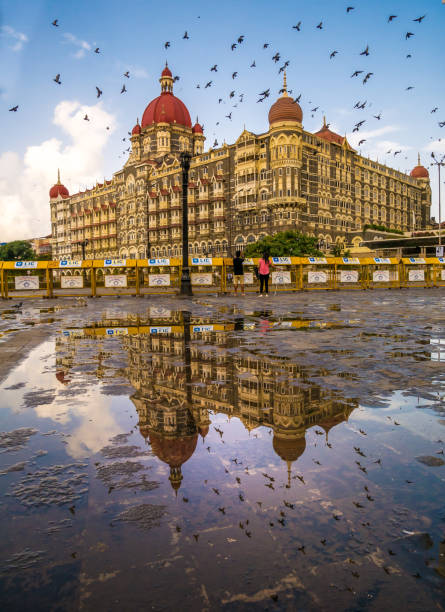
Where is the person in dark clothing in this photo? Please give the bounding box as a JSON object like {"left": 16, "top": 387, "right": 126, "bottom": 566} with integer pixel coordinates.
{"left": 232, "top": 250, "right": 245, "bottom": 295}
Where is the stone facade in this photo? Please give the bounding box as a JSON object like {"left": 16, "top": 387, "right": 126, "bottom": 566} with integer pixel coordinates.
{"left": 49, "top": 67, "right": 432, "bottom": 260}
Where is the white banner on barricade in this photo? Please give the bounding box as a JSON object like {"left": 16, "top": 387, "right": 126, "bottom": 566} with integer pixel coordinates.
{"left": 15, "top": 276, "right": 39, "bottom": 290}
{"left": 243, "top": 272, "right": 254, "bottom": 285}
{"left": 308, "top": 271, "right": 327, "bottom": 284}
{"left": 408, "top": 269, "right": 425, "bottom": 282}
{"left": 191, "top": 273, "right": 212, "bottom": 285}
{"left": 340, "top": 270, "right": 359, "bottom": 283}
{"left": 105, "top": 275, "right": 127, "bottom": 288}
{"left": 272, "top": 271, "right": 291, "bottom": 285}
{"left": 373, "top": 270, "right": 390, "bottom": 282}
{"left": 149, "top": 274, "right": 171, "bottom": 287}
{"left": 61, "top": 276, "right": 84, "bottom": 288}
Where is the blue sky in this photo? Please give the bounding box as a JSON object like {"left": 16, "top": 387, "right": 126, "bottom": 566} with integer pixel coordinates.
{"left": 1, "top": 0, "right": 444, "bottom": 239}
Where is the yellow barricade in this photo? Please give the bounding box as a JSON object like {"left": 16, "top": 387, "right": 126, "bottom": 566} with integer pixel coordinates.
{"left": 333, "top": 257, "right": 367, "bottom": 290}
{"left": 49, "top": 259, "right": 93, "bottom": 297}
{"left": 427, "top": 257, "right": 445, "bottom": 287}
{"left": 223, "top": 257, "right": 300, "bottom": 293}
{"left": 401, "top": 257, "right": 430, "bottom": 288}
{"left": 365, "top": 257, "right": 401, "bottom": 289}
{"left": 2, "top": 261, "right": 52, "bottom": 299}
{"left": 300, "top": 257, "right": 336, "bottom": 290}
{"left": 92, "top": 258, "right": 138, "bottom": 296}
{"left": 137, "top": 258, "right": 181, "bottom": 295}
{"left": 188, "top": 257, "right": 224, "bottom": 293}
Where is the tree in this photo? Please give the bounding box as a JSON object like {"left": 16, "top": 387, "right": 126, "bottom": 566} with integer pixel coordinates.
{"left": 0, "top": 240, "right": 36, "bottom": 261}
{"left": 243, "top": 231, "right": 322, "bottom": 257}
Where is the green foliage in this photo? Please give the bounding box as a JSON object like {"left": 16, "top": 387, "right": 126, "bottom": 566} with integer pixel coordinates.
{"left": 363, "top": 224, "right": 404, "bottom": 235}
{"left": 0, "top": 240, "right": 36, "bottom": 261}
{"left": 243, "top": 231, "right": 323, "bottom": 257}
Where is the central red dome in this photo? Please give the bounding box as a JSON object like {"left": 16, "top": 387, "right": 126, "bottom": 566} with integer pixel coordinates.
{"left": 141, "top": 66, "right": 192, "bottom": 129}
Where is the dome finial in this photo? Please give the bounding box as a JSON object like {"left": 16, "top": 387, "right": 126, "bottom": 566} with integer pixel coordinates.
{"left": 418, "top": 152, "right": 421, "bottom": 166}
{"left": 282, "top": 70, "right": 288, "bottom": 97}
{"left": 323, "top": 116, "right": 327, "bottom": 128}
{"left": 57, "top": 168, "right": 61, "bottom": 184}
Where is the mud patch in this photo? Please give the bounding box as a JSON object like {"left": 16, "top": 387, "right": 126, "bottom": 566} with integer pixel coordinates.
{"left": 95, "top": 460, "right": 159, "bottom": 492}
{"left": 99, "top": 444, "right": 151, "bottom": 459}
{"left": 8, "top": 462, "right": 88, "bottom": 507}
{"left": 0, "top": 428, "right": 38, "bottom": 453}
{"left": 113, "top": 503, "right": 167, "bottom": 531}
{"left": 22, "top": 389, "right": 56, "bottom": 408}
{"left": 415, "top": 455, "right": 445, "bottom": 467}
{"left": 0, "top": 461, "right": 27, "bottom": 476}
{"left": 0, "top": 548, "right": 47, "bottom": 574}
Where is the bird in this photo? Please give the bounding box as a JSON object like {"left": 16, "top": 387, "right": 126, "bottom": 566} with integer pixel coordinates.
{"left": 353, "top": 501, "right": 364, "bottom": 508}
{"left": 259, "top": 88, "right": 270, "bottom": 98}
{"left": 96, "top": 86, "right": 102, "bottom": 98}
{"left": 373, "top": 112, "right": 382, "bottom": 120}
{"left": 231, "top": 43, "right": 237, "bottom": 50}
{"left": 250, "top": 60, "right": 256, "bottom": 68}
{"left": 229, "top": 90, "right": 235, "bottom": 98}
{"left": 360, "top": 45, "right": 370, "bottom": 56}
{"left": 351, "top": 70, "right": 363, "bottom": 77}
{"left": 173, "top": 75, "right": 180, "bottom": 82}
{"left": 238, "top": 35, "right": 244, "bottom": 43}
{"left": 439, "top": 121, "right": 445, "bottom": 128}
{"left": 213, "top": 139, "right": 218, "bottom": 147}
{"left": 292, "top": 22, "right": 301, "bottom": 31}
{"left": 333, "top": 514, "right": 341, "bottom": 520}
{"left": 193, "top": 533, "right": 199, "bottom": 541}
{"left": 346, "top": 6, "right": 354, "bottom": 12}
{"left": 272, "top": 53, "right": 280, "bottom": 63}
{"left": 406, "top": 86, "right": 414, "bottom": 90}
{"left": 405, "top": 32, "right": 414, "bottom": 39}
{"left": 294, "top": 94, "right": 302, "bottom": 103}
{"left": 413, "top": 15, "right": 426, "bottom": 23}
{"left": 218, "top": 507, "right": 226, "bottom": 514}
{"left": 83, "top": 114, "right": 90, "bottom": 121}
{"left": 358, "top": 139, "right": 366, "bottom": 146}
{"left": 183, "top": 31, "right": 190, "bottom": 39}
{"left": 232, "top": 72, "right": 238, "bottom": 79}
{"left": 263, "top": 43, "right": 269, "bottom": 48}
{"left": 204, "top": 81, "right": 212, "bottom": 88}
{"left": 320, "top": 538, "right": 327, "bottom": 545}
{"left": 359, "top": 428, "right": 367, "bottom": 435}
{"left": 406, "top": 54, "right": 412, "bottom": 58}
{"left": 431, "top": 107, "right": 438, "bottom": 113}
{"left": 296, "top": 475, "right": 305, "bottom": 484}
{"left": 53, "top": 73, "right": 61, "bottom": 85}
{"left": 9, "top": 105, "right": 18, "bottom": 112}
{"left": 176, "top": 525, "right": 181, "bottom": 532}
{"left": 239, "top": 493, "right": 245, "bottom": 502}
{"left": 123, "top": 71, "right": 130, "bottom": 78}
{"left": 182, "top": 496, "right": 189, "bottom": 503}
{"left": 316, "top": 22, "right": 323, "bottom": 29}
{"left": 311, "top": 106, "right": 319, "bottom": 113}
{"left": 94, "top": 47, "right": 100, "bottom": 54}
{"left": 330, "top": 50, "right": 338, "bottom": 58}
{"left": 210, "top": 64, "right": 217, "bottom": 72}
{"left": 388, "top": 15, "right": 397, "bottom": 22}
{"left": 120, "top": 84, "right": 127, "bottom": 93}
{"left": 52, "top": 19, "right": 59, "bottom": 27}
{"left": 363, "top": 72, "right": 373, "bottom": 84}
{"left": 164, "top": 41, "right": 170, "bottom": 49}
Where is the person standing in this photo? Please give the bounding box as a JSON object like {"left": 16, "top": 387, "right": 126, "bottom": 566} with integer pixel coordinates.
{"left": 232, "top": 250, "right": 245, "bottom": 295}
{"left": 258, "top": 252, "right": 272, "bottom": 296}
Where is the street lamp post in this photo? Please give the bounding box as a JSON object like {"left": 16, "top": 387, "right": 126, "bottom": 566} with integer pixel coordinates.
{"left": 180, "top": 151, "right": 193, "bottom": 296}
{"left": 431, "top": 152, "right": 445, "bottom": 248}
{"left": 79, "top": 239, "right": 89, "bottom": 259}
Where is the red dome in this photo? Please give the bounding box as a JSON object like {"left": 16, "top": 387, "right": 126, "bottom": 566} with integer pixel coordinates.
{"left": 192, "top": 122, "right": 203, "bottom": 134}
{"left": 49, "top": 182, "right": 69, "bottom": 199}
{"left": 149, "top": 431, "right": 198, "bottom": 467}
{"left": 142, "top": 93, "right": 192, "bottom": 128}
{"left": 410, "top": 165, "right": 429, "bottom": 179}
{"left": 161, "top": 64, "right": 172, "bottom": 77}
{"left": 132, "top": 121, "right": 141, "bottom": 135}
{"left": 269, "top": 96, "right": 303, "bottom": 125}
{"left": 315, "top": 120, "right": 344, "bottom": 145}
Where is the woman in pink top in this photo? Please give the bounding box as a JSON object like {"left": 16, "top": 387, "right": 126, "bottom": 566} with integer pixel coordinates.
{"left": 258, "top": 252, "right": 272, "bottom": 295}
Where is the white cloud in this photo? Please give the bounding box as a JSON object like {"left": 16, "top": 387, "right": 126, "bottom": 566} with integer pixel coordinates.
{"left": 1, "top": 25, "right": 28, "bottom": 51}
{"left": 0, "top": 100, "right": 116, "bottom": 241}
{"left": 63, "top": 32, "right": 91, "bottom": 58}
{"left": 423, "top": 138, "right": 445, "bottom": 154}
{"left": 347, "top": 125, "right": 399, "bottom": 148}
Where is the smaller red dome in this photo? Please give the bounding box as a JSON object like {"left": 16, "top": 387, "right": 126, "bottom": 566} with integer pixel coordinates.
{"left": 132, "top": 120, "right": 141, "bottom": 135}
{"left": 410, "top": 165, "right": 429, "bottom": 178}
{"left": 49, "top": 170, "right": 69, "bottom": 199}
{"left": 162, "top": 64, "right": 172, "bottom": 77}
{"left": 192, "top": 121, "right": 203, "bottom": 134}
{"left": 315, "top": 119, "right": 344, "bottom": 145}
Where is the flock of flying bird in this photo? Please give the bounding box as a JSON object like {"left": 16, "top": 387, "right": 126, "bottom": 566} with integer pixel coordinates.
{"left": 5, "top": 9, "right": 443, "bottom": 164}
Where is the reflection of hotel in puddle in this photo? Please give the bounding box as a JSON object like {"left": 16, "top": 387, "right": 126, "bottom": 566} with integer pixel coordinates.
{"left": 56, "top": 312, "right": 356, "bottom": 491}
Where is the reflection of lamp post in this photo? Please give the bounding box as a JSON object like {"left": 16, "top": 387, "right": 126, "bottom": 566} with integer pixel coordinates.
{"left": 180, "top": 151, "right": 192, "bottom": 296}
{"left": 431, "top": 152, "right": 445, "bottom": 247}
{"left": 79, "top": 239, "right": 89, "bottom": 259}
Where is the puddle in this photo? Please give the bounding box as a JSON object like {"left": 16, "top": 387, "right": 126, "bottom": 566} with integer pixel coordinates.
{"left": 0, "top": 293, "right": 445, "bottom": 609}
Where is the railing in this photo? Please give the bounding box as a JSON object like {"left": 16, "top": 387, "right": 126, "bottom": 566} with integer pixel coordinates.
{"left": 1, "top": 257, "right": 445, "bottom": 298}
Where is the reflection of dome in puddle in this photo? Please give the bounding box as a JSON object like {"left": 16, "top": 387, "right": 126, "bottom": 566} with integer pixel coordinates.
{"left": 272, "top": 434, "right": 306, "bottom": 463}
{"left": 149, "top": 431, "right": 198, "bottom": 492}
{"left": 198, "top": 424, "right": 209, "bottom": 439}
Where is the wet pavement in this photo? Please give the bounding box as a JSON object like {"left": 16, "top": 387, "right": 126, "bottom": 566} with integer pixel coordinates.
{"left": 0, "top": 290, "right": 444, "bottom": 611}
